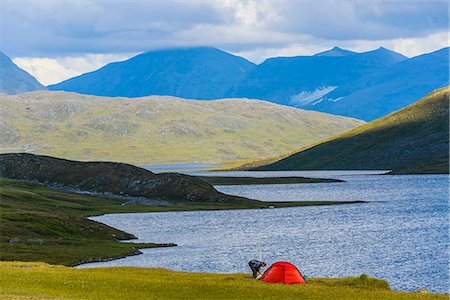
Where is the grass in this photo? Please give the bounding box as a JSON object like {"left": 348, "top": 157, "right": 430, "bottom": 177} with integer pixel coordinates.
{"left": 252, "top": 87, "right": 449, "bottom": 174}
{"left": 0, "top": 178, "right": 362, "bottom": 266}
{"left": 0, "top": 91, "right": 364, "bottom": 166}
{"left": 0, "top": 262, "right": 446, "bottom": 300}
{"left": 0, "top": 178, "right": 176, "bottom": 266}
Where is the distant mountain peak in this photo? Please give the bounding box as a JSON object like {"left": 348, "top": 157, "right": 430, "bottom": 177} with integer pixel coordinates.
{"left": 365, "top": 47, "right": 408, "bottom": 60}
{"left": 314, "top": 47, "right": 356, "bottom": 57}
{"left": 137, "top": 46, "right": 244, "bottom": 60}
{"left": 141, "top": 46, "right": 219, "bottom": 54}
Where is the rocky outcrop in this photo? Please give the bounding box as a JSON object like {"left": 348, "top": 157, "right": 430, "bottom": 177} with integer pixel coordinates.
{"left": 0, "top": 153, "right": 253, "bottom": 203}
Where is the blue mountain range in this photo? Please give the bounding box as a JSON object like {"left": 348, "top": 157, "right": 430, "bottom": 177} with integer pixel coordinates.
{"left": 227, "top": 47, "right": 408, "bottom": 108}
{"left": 48, "top": 47, "right": 255, "bottom": 100}
{"left": 4, "top": 46, "right": 448, "bottom": 121}
{"left": 301, "top": 47, "right": 449, "bottom": 120}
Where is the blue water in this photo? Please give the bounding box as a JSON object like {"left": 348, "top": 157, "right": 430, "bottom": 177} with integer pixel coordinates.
{"left": 79, "top": 173, "right": 449, "bottom": 293}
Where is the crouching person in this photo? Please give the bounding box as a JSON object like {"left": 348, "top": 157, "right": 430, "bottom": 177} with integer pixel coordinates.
{"left": 248, "top": 260, "right": 266, "bottom": 279}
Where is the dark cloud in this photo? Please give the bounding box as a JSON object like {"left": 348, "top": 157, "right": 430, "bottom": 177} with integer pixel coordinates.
{"left": 272, "top": 0, "right": 448, "bottom": 40}
{"left": 0, "top": 0, "right": 448, "bottom": 57}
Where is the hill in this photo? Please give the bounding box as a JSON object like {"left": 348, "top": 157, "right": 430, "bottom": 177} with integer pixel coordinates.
{"left": 253, "top": 87, "right": 449, "bottom": 174}
{"left": 0, "top": 153, "right": 253, "bottom": 203}
{"left": 0, "top": 91, "right": 364, "bottom": 166}
{"left": 48, "top": 47, "right": 255, "bottom": 99}
{"left": 228, "top": 47, "right": 407, "bottom": 107}
{"left": 0, "top": 51, "right": 46, "bottom": 95}
{"left": 305, "top": 47, "right": 449, "bottom": 120}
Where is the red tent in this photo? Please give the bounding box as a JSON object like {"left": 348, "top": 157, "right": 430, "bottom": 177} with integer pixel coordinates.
{"left": 260, "top": 261, "right": 306, "bottom": 284}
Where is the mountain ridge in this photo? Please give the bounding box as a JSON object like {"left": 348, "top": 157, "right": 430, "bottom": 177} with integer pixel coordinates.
{"left": 314, "top": 46, "right": 357, "bottom": 57}
{"left": 227, "top": 46, "right": 408, "bottom": 106}
{"left": 48, "top": 47, "right": 255, "bottom": 99}
{"left": 304, "top": 47, "right": 449, "bottom": 120}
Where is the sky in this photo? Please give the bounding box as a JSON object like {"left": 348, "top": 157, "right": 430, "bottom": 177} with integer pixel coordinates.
{"left": 1, "top": 0, "right": 449, "bottom": 85}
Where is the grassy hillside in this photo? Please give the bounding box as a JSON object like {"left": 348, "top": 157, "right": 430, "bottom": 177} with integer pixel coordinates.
{"left": 0, "top": 179, "right": 359, "bottom": 266}
{"left": 0, "top": 91, "right": 364, "bottom": 166}
{"left": 1, "top": 262, "right": 446, "bottom": 300}
{"left": 253, "top": 87, "right": 449, "bottom": 173}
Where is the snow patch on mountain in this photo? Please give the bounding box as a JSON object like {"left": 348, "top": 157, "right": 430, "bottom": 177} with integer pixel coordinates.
{"left": 288, "top": 86, "right": 337, "bottom": 107}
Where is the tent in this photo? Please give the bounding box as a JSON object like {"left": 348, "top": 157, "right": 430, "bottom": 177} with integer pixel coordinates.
{"left": 260, "top": 261, "right": 307, "bottom": 284}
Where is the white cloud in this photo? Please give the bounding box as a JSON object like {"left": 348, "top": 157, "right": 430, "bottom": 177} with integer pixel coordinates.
{"left": 13, "top": 54, "right": 134, "bottom": 85}
{"left": 13, "top": 57, "right": 79, "bottom": 86}
{"left": 390, "top": 31, "right": 449, "bottom": 57}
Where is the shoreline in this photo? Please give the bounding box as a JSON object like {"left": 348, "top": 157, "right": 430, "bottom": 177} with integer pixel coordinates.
{"left": 196, "top": 176, "right": 343, "bottom": 185}
{"left": 70, "top": 242, "right": 177, "bottom": 267}
{"left": 77, "top": 200, "right": 366, "bottom": 266}
{"left": 1, "top": 178, "right": 364, "bottom": 267}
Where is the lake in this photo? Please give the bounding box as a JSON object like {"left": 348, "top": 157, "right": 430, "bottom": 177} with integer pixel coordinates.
{"left": 79, "top": 172, "right": 449, "bottom": 293}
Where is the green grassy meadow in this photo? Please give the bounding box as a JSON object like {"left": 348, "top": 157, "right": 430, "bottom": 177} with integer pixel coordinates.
{"left": 0, "top": 262, "right": 446, "bottom": 300}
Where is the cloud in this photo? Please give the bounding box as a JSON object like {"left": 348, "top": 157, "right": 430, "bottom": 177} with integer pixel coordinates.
{"left": 3, "top": 0, "right": 449, "bottom": 84}
{"left": 13, "top": 57, "right": 79, "bottom": 86}
{"left": 389, "top": 31, "right": 449, "bottom": 57}
{"left": 269, "top": 0, "right": 449, "bottom": 40}
{"left": 13, "top": 54, "right": 133, "bottom": 85}
{"left": 1, "top": 0, "right": 448, "bottom": 57}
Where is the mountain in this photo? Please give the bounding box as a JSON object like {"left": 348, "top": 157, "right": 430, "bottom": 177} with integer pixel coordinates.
{"left": 0, "top": 153, "right": 253, "bottom": 204}
{"left": 0, "top": 91, "right": 364, "bottom": 166}
{"left": 314, "top": 46, "right": 357, "bottom": 57}
{"left": 227, "top": 47, "right": 407, "bottom": 106}
{"left": 46, "top": 46, "right": 447, "bottom": 122}
{"left": 304, "top": 47, "right": 450, "bottom": 120}
{"left": 48, "top": 47, "right": 255, "bottom": 99}
{"left": 253, "top": 87, "right": 449, "bottom": 174}
{"left": 0, "top": 51, "right": 46, "bottom": 95}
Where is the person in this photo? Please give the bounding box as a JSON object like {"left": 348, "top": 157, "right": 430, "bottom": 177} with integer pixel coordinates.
{"left": 248, "top": 260, "right": 266, "bottom": 279}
